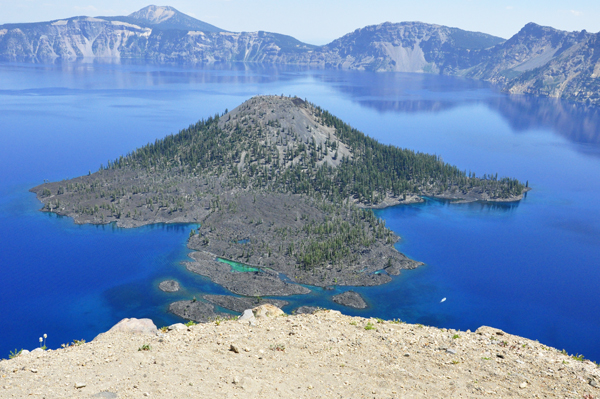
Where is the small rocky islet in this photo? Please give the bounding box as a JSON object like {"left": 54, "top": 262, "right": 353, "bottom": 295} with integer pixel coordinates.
{"left": 31, "top": 95, "right": 528, "bottom": 321}
{"left": 332, "top": 290, "right": 368, "bottom": 309}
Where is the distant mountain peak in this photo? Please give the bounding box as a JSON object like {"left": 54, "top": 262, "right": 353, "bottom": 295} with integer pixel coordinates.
{"left": 128, "top": 5, "right": 177, "bottom": 24}
{"left": 127, "top": 4, "right": 225, "bottom": 32}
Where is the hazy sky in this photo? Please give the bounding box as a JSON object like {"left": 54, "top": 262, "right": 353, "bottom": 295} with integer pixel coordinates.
{"left": 2, "top": 0, "right": 600, "bottom": 44}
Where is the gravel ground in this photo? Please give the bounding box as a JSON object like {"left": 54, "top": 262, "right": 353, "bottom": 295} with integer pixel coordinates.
{"left": 1, "top": 309, "right": 598, "bottom": 398}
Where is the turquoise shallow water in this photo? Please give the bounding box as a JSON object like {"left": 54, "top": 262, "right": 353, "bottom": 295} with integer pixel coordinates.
{"left": 1, "top": 62, "right": 599, "bottom": 361}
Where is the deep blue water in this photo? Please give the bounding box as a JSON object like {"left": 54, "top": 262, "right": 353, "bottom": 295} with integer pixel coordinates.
{"left": 1, "top": 62, "right": 599, "bottom": 361}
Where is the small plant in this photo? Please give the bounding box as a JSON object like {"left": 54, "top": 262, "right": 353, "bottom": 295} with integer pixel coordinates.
{"left": 375, "top": 318, "right": 384, "bottom": 324}
{"left": 138, "top": 344, "right": 151, "bottom": 351}
{"left": 452, "top": 334, "right": 460, "bottom": 339}
{"left": 452, "top": 360, "right": 460, "bottom": 364}
{"left": 270, "top": 344, "right": 285, "bottom": 352}
{"left": 482, "top": 357, "right": 490, "bottom": 360}
{"left": 160, "top": 326, "right": 168, "bottom": 332}
{"left": 9, "top": 348, "right": 22, "bottom": 359}
{"left": 185, "top": 320, "right": 197, "bottom": 327}
{"left": 39, "top": 333, "right": 48, "bottom": 350}
{"left": 349, "top": 321, "right": 357, "bottom": 326}
{"left": 364, "top": 322, "right": 375, "bottom": 331}
{"left": 572, "top": 353, "right": 585, "bottom": 361}
{"left": 389, "top": 319, "right": 404, "bottom": 324}
{"left": 416, "top": 324, "right": 424, "bottom": 328}
{"left": 72, "top": 339, "right": 86, "bottom": 346}
{"left": 561, "top": 349, "right": 567, "bottom": 355}
{"left": 562, "top": 360, "right": 569, "bottom": 364}
{"left": 192, "top": 296, "right": 197, "bottom": 303}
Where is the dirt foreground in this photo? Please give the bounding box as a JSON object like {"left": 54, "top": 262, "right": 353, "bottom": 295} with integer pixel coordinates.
{"left": 1, "top": 307, "right": 598, "bottom": 398}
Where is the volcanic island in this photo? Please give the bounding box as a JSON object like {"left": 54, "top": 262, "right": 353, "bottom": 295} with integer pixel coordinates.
{"left": 31, "top": 95, "right": 527, "bottom": 319}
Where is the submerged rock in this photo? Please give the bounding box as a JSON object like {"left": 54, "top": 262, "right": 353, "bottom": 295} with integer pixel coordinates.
{"left": 332, "top": 291, "right": 367, "bottom": 309}
{"left": 159, "top": 280, "right": 181, "bottom": 292}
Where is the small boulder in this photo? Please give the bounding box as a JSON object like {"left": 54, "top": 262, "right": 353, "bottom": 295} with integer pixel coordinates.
{"left": 252, "top": 304, "right": 284, "bottom": 318}
{"left": 238, "top": 309, "right": 256, "bottom": 323}
{"left": 168, "top": 323, "right": 187, "bottom": 331}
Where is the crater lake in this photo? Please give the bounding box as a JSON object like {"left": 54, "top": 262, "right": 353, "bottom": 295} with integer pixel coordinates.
{"left": 1, "top": 61, "right": 599, "bottom": 361}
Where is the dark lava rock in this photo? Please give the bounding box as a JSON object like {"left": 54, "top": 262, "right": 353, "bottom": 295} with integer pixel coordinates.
{"left": 332, "top": 291, "right": 368, "bottom": 309}
{"left": 293, "top": 306, "right": 322, "bottom": 314}
{"left": 203, "top": 295, "right": 288, "bottom": 313}
{"left": 168, "top": 300, "right": 229, "bottom": 323}
{"left": 159, "top": 280, "right": 181, "bottom": 292}
{"left": 384, "top": 258, "right": 423, "bottom": 276}
{"left": 185, "top": 251, "right": 311, "bottom": 297}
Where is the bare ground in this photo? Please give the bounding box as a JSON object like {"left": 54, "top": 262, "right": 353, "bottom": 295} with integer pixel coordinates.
{"left": 2, "top": 309, "right": 598, "bottom": 398}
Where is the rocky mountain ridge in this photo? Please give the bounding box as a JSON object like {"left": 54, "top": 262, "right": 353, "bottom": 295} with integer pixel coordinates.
{"left": 1, "top": 6, "right": 598, "bottom": 104}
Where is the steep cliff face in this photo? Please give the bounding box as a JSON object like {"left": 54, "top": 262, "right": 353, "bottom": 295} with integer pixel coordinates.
{"left": 0, "top": 18, "right": 152, "bottom": 62}
{"left": 456, "top": 23, "right": 600, "bottom": 104}
{"left": 499, "top": 29, "right": 600, "bottom": 104}
{"left": 0, "top": 11, "right": 501, "bottom": 67}
{"left": 126, "top": 30, "right": 316, "bottom": 63}
{"left": 0, "top": 16, "right": 315, "bottom": 63}
{"left": 465, "top": 23, "right": 592, "bottom": 82}
{"left": 299, "top": 22, "right": 503, "bottom": 73}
